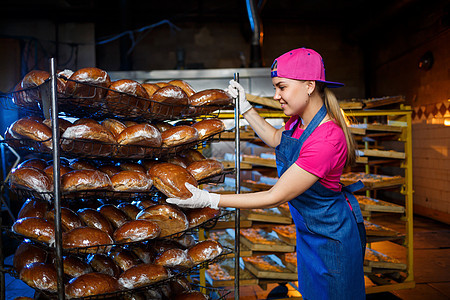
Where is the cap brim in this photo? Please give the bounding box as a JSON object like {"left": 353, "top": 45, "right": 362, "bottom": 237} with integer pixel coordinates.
{"left": 318, "top": 80, "right": 344, "bottom": 88}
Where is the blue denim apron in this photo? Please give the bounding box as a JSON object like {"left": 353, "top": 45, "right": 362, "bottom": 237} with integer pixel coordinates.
{"left": 275, "top": 105, "right": 366, "bottom": 300}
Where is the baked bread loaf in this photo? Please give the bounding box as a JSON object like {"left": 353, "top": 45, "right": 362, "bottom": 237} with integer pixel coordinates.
{"left": 136, "top": 199, "right": 157, "bottom": 210}
{"left": 98, "top": 204, "right": 130, "bottom": 229}
{"left": 118, "top": 263, "right": 168, "bottom": 289}
{"left": 130, "top": 243, "right": 157, "bottom": 264}
{"left": 161, "top": 125, "right": 199, "bottom": 147}
{"left": 116, "top": 123, "right": 161, "bottom": 146}
{"left": 45, "top": 207, "right": 83, "bottom": 232}
{"left": 17, "top": 158, "right": 48, "bottom": 170}
{"left": 13, "top": 242, "right": 47, "bottom": 273}
{"left": 187, "top": 159, "right": 224, "bottom": 181}
{"left": 179, "top": 149, "right": 206, "bottom": 165}
{"left": 98, "top": 164, "right": 122, "bottom": 177}
{"left": 73, "top": 118, "right": 100, "bottom": 126}
{"left": 150, "top": 85, "right": 188, "bottom": 117}
{"left": 189, "top": 89, "right": 232, "bottom": 107}
{"left": 169, "top": 277, "right": 191, "bottom": 296}
{"left": 20, "top": 68, "right": 50, "bottom": 87}
{"left": 110, "top": 248, "right": 141, "bottom": 271}
{"left": 155, "top": 82, "right": 172, "bottom": 87}
{"left": 113, "top": 219, "right": 161, "bottom": 243}
{"left": 65, "top": 272, "right": 119, "bottom": 299}
{"left": 188, "top": 240, "right": 223, "bottom": 264}
{"left": 61, "top": 169, "right": 112, "bottom": 192}
{"left": 166, "top": 156, "right": 188, "bottom": 168}
{"left": 10, "top": 118, "right": 53, "bottom": 150}
{"left": 12, "top": 217, "right": 55, "bottom": 244}
{"left": 192, "top": 118, "right": 225, "bottom": 140}
{"left": 65, "top": 67, "right": 111, "bottom": 104}
{"left": 116, "top": 203, "right": 141, "bottom": 220}
{"left": 147, "top": 163, "right": 198, "bottom": 199}
{"left": 136, "top": 204, "right": 188, "bottom": 237}
{"left": 151, "top": 239, "right": 185, "bottom": 254}
{"left": 69, "top": 159, "right": 97, "bottom": 170}
{"left": 61, "top": 255, "right": 93, "bottom": 278}
{"left": 168, "top": 79, "right": 196, "bottom": 97}
{"left": 43, "top": 117, "right": 73, "bottom": 135}
{"left": 154, "top": 248, "right": 193, "bottom": 268}
{"left": 141, "top": 83, "right": 160, "bottom": 97}
{"left": 56, "top": 69, "right": 74, "bottom": 95}
{"left": 141, "top": 159, "right": 159, "bottom": 171}
{"left": 124, "top": 120, "right": 138, "bottom": 127}
{"left": 118, "top": 161, "right": 146, "bottom": 173}
{"left": 110, "top": 170, "right": 152, "bottom": 192}
{"left": 105, "top": 79, "right": 150, "bottom": 116}
{"left": 15, "top": 70, "right": 50, "bottom": 108}
{"left": 18, "top": 199, "right": 49, "bottom": 219}
{"left": 61, "top": 122, "right": 116, "bottom": 156}
{"left": 186, "top": 207, "right": 221, "bottom": 228}
{"left": 101, "top": 118, "right": 127, "bottom": 138}
{"left": 62, "top": 227, "right": 113, "bottom": 253}
{"left": 87, "top": 254, "right": 121, "bottom": 278}
{"left": 116, "top": 123, "right": 161, "bottom": 157}
{"left": 3, "top": 125, "right": 22, "bottom": 149}
{"left": 152, "top": 121, "right": 173, "bottom": 133}
{"left": 174, "top": 290, "right": 209, "bottom": 300}
{"left": 43, "top": 164, "right": 73, "bottom": 182}
{"left": 174, "top": 234, "right": 196, "bottom": 249}
{"left": 19, "top": 262, "right": 57, "bottom": 292}
{"left": 77, "top": 208, "right": 114, "bottom": 236}
{"left": 10, "top": 166, "right": 53, "bottom": 193}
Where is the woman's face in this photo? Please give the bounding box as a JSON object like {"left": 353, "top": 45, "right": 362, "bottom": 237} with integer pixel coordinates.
{"left": 272, "top": 77, "right": 310, "bottom": 116}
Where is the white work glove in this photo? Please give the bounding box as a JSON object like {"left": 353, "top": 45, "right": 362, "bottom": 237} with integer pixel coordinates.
{"left": 166, "top": 183, "right": 220, "bottom": 209}
{"left": 226, "top": 80, "right": 253, "bottom": 115}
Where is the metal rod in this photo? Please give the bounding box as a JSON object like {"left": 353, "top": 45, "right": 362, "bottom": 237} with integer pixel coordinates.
{"left": 49, "top": 58, "right": 64, "bottom": 300}
{"left": 233, "top": 72, "right": 241, "bottom": 300}
{"left": 0, "top": 213, "right": 4, "bottom": 300}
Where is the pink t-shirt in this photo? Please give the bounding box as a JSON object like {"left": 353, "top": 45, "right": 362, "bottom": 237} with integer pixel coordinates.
{"left": 285, "top": 115, "right": 347, "bottom": 191}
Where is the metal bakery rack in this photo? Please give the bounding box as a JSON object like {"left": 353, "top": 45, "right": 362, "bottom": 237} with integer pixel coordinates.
{"left": 0, "top": 59, "right": 243, "bottom": 300}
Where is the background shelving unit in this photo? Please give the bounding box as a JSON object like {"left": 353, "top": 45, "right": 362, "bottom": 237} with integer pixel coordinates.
{"left": 345, "top": 106, "right": 415, "bottom": 293}
{"left": 214, "top": 94, "right": 415, "bottom": 296}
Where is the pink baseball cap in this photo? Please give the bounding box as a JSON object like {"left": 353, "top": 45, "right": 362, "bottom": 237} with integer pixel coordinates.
{"left": 271, "top": 48, "right": 344, "bottom": 88}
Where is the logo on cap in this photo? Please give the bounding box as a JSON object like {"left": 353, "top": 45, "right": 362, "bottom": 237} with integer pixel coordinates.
{"left": 270, "top": 60, "right": 278, "bottom": 78}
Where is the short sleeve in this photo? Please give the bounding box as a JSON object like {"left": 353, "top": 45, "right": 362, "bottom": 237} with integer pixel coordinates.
{"left": 295, "top": 139, "right": 341, "bottom": 178}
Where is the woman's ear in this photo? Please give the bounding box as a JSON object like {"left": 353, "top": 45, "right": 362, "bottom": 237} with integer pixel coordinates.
{"left": 306, "top": 80, "right": 316, "bottom": 95}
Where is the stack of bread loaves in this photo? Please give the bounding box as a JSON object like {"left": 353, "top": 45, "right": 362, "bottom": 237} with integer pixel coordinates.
{"left": 11, "top": 67, "right": 233, "bottom": 120}
{"left": 7, "top": 71, "right": 230, "bottom": 298}
{"left": 5, "top": 116, "right": 226, "bottom": 158}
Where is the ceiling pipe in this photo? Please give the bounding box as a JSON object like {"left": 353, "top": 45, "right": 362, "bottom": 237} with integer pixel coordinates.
{"left": 246, "top": 0, "right": 263, "bottom": 67}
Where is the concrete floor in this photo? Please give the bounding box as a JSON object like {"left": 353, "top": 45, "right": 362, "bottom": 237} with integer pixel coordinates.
{"left": 3, "top": 214, "right": 449, "bottom": 299}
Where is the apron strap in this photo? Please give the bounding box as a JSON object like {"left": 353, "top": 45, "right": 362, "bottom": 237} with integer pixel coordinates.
{"left": 342, "top": 180, "right": 365, "bottom": 223}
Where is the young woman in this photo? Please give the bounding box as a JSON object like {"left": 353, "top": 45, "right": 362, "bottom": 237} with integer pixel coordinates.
{"left": 167, "top": 48, "right": 366, "bottom": 300}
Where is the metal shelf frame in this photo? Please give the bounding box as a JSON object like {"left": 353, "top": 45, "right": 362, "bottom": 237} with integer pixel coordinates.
{"left": 0, "top": 61, "right": 242, "bottom": 300}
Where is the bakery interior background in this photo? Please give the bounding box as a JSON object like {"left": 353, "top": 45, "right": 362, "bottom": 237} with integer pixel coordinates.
{"left": 0, "top": 0, "right": 449, "bottom": 223}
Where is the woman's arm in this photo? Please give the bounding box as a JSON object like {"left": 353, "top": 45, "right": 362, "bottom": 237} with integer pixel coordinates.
{"left": 219, "top": 163, "right": 319, "bottom": 209}
{"left": 243, "top": 108, "right": 285, "bottom": 148}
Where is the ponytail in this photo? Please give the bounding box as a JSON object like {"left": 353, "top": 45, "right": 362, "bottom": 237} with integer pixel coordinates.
{"left": 317, "top": 83, "right": 357, "bottom": 167}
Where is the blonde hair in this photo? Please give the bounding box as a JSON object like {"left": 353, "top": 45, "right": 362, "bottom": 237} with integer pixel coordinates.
{"left": 317, "top": 82, "right": 357, "bottom": 167}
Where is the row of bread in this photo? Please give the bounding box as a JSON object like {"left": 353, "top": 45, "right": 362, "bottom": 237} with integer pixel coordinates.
{"left": 4, "top": 115, "right": 226, "bottom": 156}
{"left": 13, "top": 197, "right": 221, "bottom": 245}
{"left": 10, "top": 153, "right": 224, "bottom": 195}
{"left": 12, "top": 68, "right": 232, "bottom": 118}
{"left": 13, "top": 237, "right": 220, "bottom": 299}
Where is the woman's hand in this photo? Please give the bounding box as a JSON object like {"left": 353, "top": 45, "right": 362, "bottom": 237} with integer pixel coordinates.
{"left": 166, "top": 183, "right": 220, "bottom": 209}
{"left": 226, "top": 80, "right": 253, "bottom": 115}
